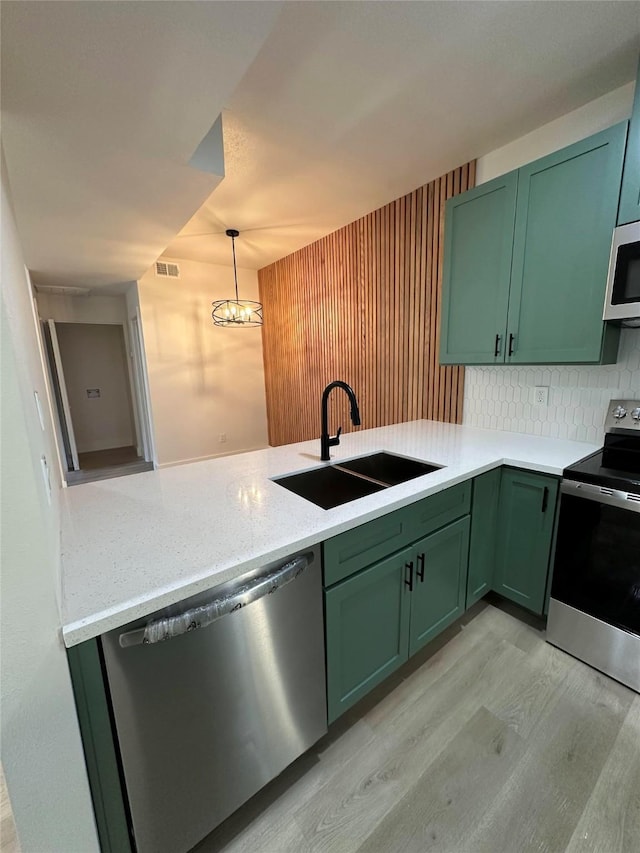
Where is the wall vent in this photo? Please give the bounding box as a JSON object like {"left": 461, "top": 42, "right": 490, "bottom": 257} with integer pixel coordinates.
{"left": 155, "top": 261, "right": 180, "bottom": 279}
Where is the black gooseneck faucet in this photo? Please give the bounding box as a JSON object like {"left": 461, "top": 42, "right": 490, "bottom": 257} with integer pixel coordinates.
{"left": 320, "top": 381, "right": 361, "bottom": 461}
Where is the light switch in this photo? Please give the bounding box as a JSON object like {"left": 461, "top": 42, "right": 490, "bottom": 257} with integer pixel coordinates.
{"left": 40, "top": 455, "right": 51, "bottom": 504}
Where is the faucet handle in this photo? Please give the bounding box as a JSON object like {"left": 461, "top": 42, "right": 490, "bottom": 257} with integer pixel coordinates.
{"left": 329, "top": 426, "right": 342, "bottom": 447}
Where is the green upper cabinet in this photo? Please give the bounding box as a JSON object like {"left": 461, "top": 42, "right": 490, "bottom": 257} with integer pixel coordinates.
{"left": 440, "top": 123, "right": 627, "bottom": 366}
{"left": 440, "top": 172, "right": 517, "bottom": 364}
{"left": 618, "top": 57, "right": 640, "bottom": 226}
{"left": 507, "top": 123, "right": 627, "bottom": 364}
{"left": 493, "top": 469, "right": 559, "bottom": 615}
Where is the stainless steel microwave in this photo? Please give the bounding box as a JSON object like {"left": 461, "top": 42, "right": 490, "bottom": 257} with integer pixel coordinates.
{"left": 603, "top": 220, "right": 640, "bottom": 321}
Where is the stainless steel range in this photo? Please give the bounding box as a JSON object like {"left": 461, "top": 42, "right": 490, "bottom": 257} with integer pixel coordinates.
{"left": 547, "top": 399, "right": 640, "bottom": 692}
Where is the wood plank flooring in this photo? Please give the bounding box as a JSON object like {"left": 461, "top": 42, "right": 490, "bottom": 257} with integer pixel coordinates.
{"left": 67, "top": 445, "right": 153, "bottom": 485}
{"left": 78, "top": 445, "right": 141, "bottom": 470}
{"left": 194, "top": 599, "right": 639, "bottom": 853}
{"left": 0, "top": 766, "right": 20, "bottom": 853}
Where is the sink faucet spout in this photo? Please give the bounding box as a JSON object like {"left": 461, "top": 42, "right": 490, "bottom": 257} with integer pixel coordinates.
{"left": 321, "top": 381, "right": 361, "bottom": 461}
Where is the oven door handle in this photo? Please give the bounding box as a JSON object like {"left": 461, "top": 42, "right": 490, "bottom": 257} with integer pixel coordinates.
{"left": 561, "top": 479, "right": 640, "bottom": 513}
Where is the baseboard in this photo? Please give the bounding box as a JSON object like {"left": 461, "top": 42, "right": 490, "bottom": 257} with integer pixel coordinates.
{"left": 157, "top": 445, "right": 268, "bottom": 469}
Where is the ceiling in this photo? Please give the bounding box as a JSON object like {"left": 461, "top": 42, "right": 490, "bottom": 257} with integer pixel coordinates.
{"left": 1, "top": 0, "right": 283, "bottom": 289}
{"left": 2, "top": 1, "right": 640, "bottom": 286}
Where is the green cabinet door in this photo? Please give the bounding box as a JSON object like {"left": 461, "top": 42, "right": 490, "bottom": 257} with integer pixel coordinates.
{"left": 466, "top": 468, "right": 501, "bottom": 608}
{"left": 493, "top": 469, "right": 559, "bottom": 615}
{"left": 440, "top": 172, "right": 517, "bottom": 364}
{"left": 507, "top": 123, "right": 626, "bottom": 364}
{"left": 618, "top": 58, "right": 640, "bottom": 226}
{"left": 67, "top": 641, "right": 134, "bottom": 853}
{"left": 325, "top": 547, "right": 411, "bottom": 723}
{"left": 408, "top": 516, "right": 470, "bottom": 657}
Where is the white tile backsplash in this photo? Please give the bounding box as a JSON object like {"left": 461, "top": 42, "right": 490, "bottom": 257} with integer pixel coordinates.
{"left": 463, "top": 328, "right": 640, "bottom": 443}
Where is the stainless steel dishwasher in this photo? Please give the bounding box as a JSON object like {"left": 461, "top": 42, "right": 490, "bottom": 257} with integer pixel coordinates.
{"left": 101, "top": 546, "right": 326, "bottom": 853}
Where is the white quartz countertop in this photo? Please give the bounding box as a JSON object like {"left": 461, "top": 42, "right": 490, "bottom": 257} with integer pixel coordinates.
{"left": 60, "top": 420, "right": 598, "bottom": 646}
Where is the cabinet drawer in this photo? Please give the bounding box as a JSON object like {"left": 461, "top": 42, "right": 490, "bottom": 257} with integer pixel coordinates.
{"left": 323, "top": 482, "right": 471, "bottom": 587}
{"left": 323, "top": 504, "right": 414, "bottom": 587}
{"left": 407, "top": 481, "right": 471, "bottom": 540}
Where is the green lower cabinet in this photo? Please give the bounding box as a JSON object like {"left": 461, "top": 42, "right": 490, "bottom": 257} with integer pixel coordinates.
{"left": 408, "top": 516, "right": 470, "bottom": 657}
{"left": 466, "top": 468, "right": 501, "bottom": 608}
{"left": 67, "top": 641, "right": 133, "bottom": 853}
{"left": 325, "top": 513, "right": 471, "bottom": 723}
{"left": 493, "top": 469, "right": 559, "bottom": 614}
{"left": 325, "top": 546, "right": 411, "bottom": 723}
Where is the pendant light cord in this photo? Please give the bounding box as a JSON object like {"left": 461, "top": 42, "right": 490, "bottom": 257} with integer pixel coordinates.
{"left": 231, "top": 233, "right": 239, "bottom": 302}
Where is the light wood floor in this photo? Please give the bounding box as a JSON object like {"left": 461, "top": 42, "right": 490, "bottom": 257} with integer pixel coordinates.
{"left": 195, "top": 598, "right": 640, "bottom": 853}
{"left": 0, "top": 766, "right": 20, "bottom": 853}
{"left": 67, "top": 445, "right": 153, "bottom": 485}
{"left": 78, "top": 445, "right": 141, "bottom": 470}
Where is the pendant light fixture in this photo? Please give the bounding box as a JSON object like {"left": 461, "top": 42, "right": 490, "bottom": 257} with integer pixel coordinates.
{"left": 211, "top": 229, "right": 263, "bottom": 327}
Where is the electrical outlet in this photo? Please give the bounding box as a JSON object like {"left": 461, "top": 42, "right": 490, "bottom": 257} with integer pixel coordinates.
{"left": 533, "top": 386, "right": 549, "bottom": 406}
{"left": 219, "top": 433, "right": 227, "bottom": 443}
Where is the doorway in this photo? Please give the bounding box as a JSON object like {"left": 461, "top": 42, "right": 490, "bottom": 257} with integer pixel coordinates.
{"left": 43, "top": 320, "right": 154, "bottom": 484}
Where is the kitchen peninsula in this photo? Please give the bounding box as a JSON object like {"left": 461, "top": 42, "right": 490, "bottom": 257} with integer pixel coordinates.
{"left": 61, "top": 419, "right": 598, "bottom": 646}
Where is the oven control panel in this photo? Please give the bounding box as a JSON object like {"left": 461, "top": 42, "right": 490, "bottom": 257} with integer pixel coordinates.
{"left": 605, "top": 399, "right": 640, "bottom": 432}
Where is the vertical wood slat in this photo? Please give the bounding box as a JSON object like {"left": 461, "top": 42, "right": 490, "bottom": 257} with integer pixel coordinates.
{"left": 258, "top": 161, "right": 475, "bottom": 446}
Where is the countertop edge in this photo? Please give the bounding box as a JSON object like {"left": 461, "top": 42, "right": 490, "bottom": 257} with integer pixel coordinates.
{"left": 61, "top": 454, "right": 565, "bottom": 647}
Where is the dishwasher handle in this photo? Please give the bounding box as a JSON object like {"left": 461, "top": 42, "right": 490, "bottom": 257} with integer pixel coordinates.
{"left": 119, "top": 552, "right": 313, "bottom": 647}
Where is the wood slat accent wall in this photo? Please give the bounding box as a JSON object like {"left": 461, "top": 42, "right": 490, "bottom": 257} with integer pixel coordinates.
{"left": 258, "top": 161, "right": 476, "bottom": 447}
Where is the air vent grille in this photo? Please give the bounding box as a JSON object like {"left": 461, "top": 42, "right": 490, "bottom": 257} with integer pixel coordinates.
{"left": 628, "top": 492, "right": 640, "bottom": 504}
{"left": 155, "top": 261, "right": 180, "bottom": 279}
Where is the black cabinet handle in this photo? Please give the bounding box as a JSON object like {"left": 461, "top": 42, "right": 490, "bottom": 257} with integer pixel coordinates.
{"left": 494, "top": 334, "right": 501, "bottom": 357}
{"left": 405, "top": 560, "right": 414, "bottom": 592}
{"left": 541, "top": 486, "right": 549, "bottom": 513}
{"left": 508, "top": 333, "right": 515, "bottom": 357}
{"left": 416, "top": 553, "right": 425, "bottom": 582}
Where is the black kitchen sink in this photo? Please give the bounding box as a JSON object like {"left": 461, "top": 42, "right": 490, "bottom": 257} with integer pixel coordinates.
{"left": 273, "top": 451, "right": 444, "bottom": 510}
{"left": 274, "top": 465, "right": 385, "bottom": 510}
{"left": 336, "top": 452, "right": 443, "bottom": 485}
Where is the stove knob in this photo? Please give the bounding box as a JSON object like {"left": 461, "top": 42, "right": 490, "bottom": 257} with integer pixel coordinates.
{"left": 632, "top": 407, "right": 640, "bottom": 421}
{"left": 612, "top": 405, "right": 627, "bottom": 419}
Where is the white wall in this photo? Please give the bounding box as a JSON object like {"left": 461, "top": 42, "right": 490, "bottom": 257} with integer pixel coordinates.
{"left": 36, "top": 290, "right": 128, "bottom": 325}
{"left": 464, "top": 83, "right": 639, "bottom": 443}
{"left": 36, "top": 289, "right": 152, "bottom": 460}
{"left": 56, "top": 323, "right": 136, "bottom": 453}
{"left": 138, "top": 257, "right": 268, "bottom": 466}
{"left": 476, "top": 82, "right": 634, "bottom": 184}
{"left": 464, "top": 328, "right": 640, "bottom": 442}
{"left": 0, "top": 150, "right": 98, "bottom": 851}
{"left": 125, "top": 281, "right": 158, "bottom": 463}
